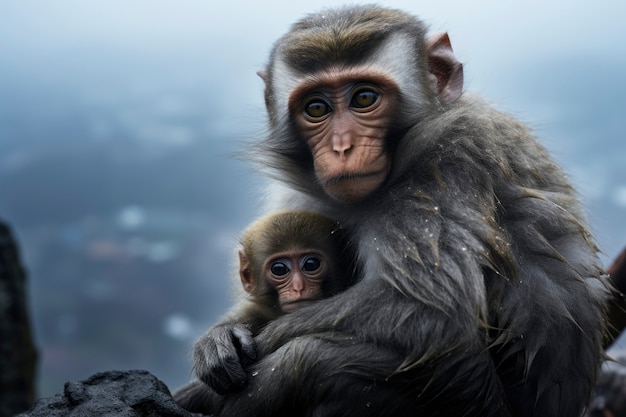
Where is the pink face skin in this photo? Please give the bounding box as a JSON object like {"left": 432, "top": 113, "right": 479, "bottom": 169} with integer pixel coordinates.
{"left": 264, "top": 250, "right": 328, "bottom": 313}
{"left": 289, "top": 71, "right": 397, "bottom": 202}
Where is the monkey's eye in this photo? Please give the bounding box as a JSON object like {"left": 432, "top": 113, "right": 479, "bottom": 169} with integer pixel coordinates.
{"left": 301, "top": 255, "right": 322, "bottom": 273}
{"left": 350, "top": 89, "right": 379, "bottom": 109}
{"left": 304, "top": 99, "right": 331, "bottom": 119}
{"left": 270, "top": 260, "right": 291, "bottom": 277}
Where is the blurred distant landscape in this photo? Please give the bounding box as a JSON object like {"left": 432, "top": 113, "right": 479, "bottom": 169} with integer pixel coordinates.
{"left": 0, "top": 56, "right": 264, "bottom": 394}
{"left": 0, "top": 1, "right": 624, "bottom": 400}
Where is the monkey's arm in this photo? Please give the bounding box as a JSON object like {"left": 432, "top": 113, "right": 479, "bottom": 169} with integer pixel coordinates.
{"left": 425, "top": 116, "right": 608, "bottom": 415}
{"left": 192, "top": 298, "right": 280, "bottom": 394}
{"left": 485, "top": 182, "right": 608, "bottom": 415}
{"left": 172, "top": 378, "right": 224, "bottom": 414}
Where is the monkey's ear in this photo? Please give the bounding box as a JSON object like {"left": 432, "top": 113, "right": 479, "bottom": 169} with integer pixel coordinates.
{"left": 425, "top": 32, "right": 463, "bottom": 103}
{"left": 257, "top": 69, "right": 268, "bottom": 82}
{"left": 239, "top": 250, "right": 255, "bottom": 292}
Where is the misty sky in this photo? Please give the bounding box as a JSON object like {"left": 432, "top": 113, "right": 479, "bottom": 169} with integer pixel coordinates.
{"left": 2, "top": 0, "right": 626, "bottom": 122}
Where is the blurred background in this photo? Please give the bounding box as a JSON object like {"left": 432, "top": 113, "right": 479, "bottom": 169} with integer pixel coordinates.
{"left": 0, "top": 0, "right": 624, "bottom": 398}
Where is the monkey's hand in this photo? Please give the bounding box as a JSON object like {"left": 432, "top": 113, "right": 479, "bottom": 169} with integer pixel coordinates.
{"left": 192, "top": 322, "right": 257, "bottom": 395}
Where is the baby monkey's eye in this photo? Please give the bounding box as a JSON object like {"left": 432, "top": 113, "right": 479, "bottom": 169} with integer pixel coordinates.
{"left": 301, "top": 255, "right": 322, "bottom": 273}
{"left": 270, "top": 261, "right": 291, "bottom": 277}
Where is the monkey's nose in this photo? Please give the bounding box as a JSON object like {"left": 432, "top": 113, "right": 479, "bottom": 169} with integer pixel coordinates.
{"left": 332, "top": 133, "right": 353, "bottom": 161}
{"left": 291, "top": 273, "right": 305, "bottom": 293}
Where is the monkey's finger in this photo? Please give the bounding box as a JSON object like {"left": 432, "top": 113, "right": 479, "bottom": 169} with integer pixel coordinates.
{"left": 232, "top": 326, "right": 258, "bottom": 362}
{"left": 200, "top": 349, "right": 248, "bottom": 394}
{"left": 205, "top": 367, "right": 244, "bottom": 394}
{"left": 217, "top": 359, "right": 248, "bottom": 393}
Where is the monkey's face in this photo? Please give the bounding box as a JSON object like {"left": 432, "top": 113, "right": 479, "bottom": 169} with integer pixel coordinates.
{"left": 263, "top": 249, "right": 328, "bottom": 313}
{"left": 264, "top": 27, "right": 462, "bottom": 203}
{"left": 267, "top": 33, "right": 433, "bottom": 203}
{"left": 289, "top": 69, "right": 399, "bottom": 202}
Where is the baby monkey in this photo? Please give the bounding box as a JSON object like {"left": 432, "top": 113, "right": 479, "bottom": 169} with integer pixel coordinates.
{"left": 173, "top": 210, "right": 357, "bottom": 413}
{"left": 235, "top": 209, "right": 355, "bottom": 319}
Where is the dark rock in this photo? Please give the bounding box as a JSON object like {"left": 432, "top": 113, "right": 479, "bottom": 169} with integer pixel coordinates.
{"left": 0, "top": 220, "right": 37, "bottom": 417}
{"left": 16, "top": 370, "right": 208, "bottom": 417}
{"left": 584, "top": 353, "right": 626, "bottom": 417}
{"left": 606, "top": 247, "right": 626, "bottom": 346}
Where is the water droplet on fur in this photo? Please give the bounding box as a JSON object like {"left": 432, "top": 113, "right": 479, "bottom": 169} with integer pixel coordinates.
{"left": 251, "top": 371, "right": 259, "bottom": 377}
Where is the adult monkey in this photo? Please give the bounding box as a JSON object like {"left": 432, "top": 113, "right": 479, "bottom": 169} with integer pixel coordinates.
{"left": 174, "top": 210, "right": 357, "bottom": 413}
{"left": 197, "top": 6, "right": 612, "bottom": 416}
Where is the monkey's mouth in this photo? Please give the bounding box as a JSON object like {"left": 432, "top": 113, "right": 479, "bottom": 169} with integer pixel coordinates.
{"left": 283, "top": 299, "right": 317, "bottom": 313}
{"left": 321, "top": 169, "right": 389, "bottom": 202}
{"left": 324, "top": 170, "right": 386, "bottom": 185}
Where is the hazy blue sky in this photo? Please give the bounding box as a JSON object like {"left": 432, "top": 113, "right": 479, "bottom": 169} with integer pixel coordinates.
{"left": 2, "top": 0, "right": 626, "bottom": 121}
